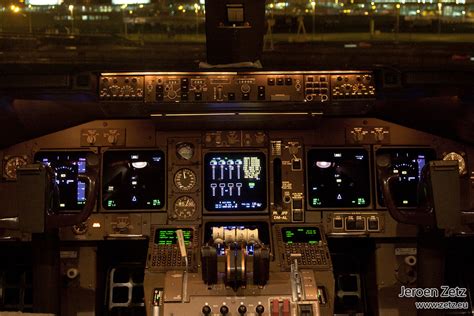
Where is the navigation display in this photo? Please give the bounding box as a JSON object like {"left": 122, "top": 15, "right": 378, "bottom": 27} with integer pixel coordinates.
{"left": 281, "top": 227, "right": 322, "bottom": 244}
{"left": 34, "top": 151, "right": 88, "bottom": 210}
{"left": 203, "top": 221, "right": 270, "bottom": 256}
{"left": 204, "top": 152, "right": 267, "bottom": 212}
{"left": 102, "top": 150, "right": 165, "bottom": 210}
{"left": 376, "top": 148, "right": 436, "bottom": 207}
{"left": 154, "top": 228, "right": 193, "bottom": 245}
{"left": 307, "top": 148, "right": 371, "bottom": 208}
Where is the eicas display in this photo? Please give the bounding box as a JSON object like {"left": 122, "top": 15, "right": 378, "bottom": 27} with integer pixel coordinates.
{"left": 204, "top": 152, "right": 267, "bottom": 212}
{"left": 307, "top": 148, "right": 371, "bottom": 208}
{"left": 102, "top": 150, "right": 165, "bottom": 210}
{"left": 35, "top": 151, "right": 88, "bottom": 210}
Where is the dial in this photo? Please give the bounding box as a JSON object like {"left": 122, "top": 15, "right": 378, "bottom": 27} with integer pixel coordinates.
{"left": 176, "top": 143, "right": 194, "bottom": 160}
{"left": 3, "top": 155, "right": 28, "bottom": 180}
{"left": 443, "top": 152, "right": 467, "bottom": 175}
{"left": 174, "top": 168, "right": 197, "bottom": 191}
{"left": 174, "top": 196, "right": 196, "bottom": 219}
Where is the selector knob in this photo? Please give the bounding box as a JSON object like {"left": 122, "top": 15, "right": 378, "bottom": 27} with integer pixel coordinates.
{"left": 256, "top": 304, "right": 265, "bottom": 315}
{"left": 220, "top": 305, "right": 229, "bottom": 315}
{"left": 202, "top": 305, "right": 212, "bottom": 315}
{"left": 241, "top": 84, "right": 251, "bottom": 94}
{"left": 238, "top": 305, "right": 247, "bottom": 315}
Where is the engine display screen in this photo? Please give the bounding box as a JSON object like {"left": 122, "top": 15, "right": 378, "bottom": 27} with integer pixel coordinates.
{"left": 34, "top": 151, "right": 88, "bottom": 210}
{"left": 203, "top": 221, "right": 270, "bottom": 256}
{"left": 307, "top": 148, "right": 371, "bottom": 208}
{"left": 154, "top": 228, "right": 193, "bottom": 245}
{"left": 282, "top": 227, "right": 322, "bottom": 244}
{"left": 204, "top": 152, "right": 267, "bottom": 212}
{"left": 376, "top": 148, "right": 436, "bottom": 207}
{"left": 102, "top": 150, "right": 165, "bottom": 210}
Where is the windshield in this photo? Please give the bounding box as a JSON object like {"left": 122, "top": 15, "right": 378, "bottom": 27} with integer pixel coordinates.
{"left": 1, "top": 0, "right": 474, "bottom": 68}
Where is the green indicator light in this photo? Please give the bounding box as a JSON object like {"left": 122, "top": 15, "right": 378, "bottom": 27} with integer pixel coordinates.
{"left": 153, "top": 199, "right": 161, "bottom": 206}
{"left": 248, "top": 182, "right": 255, "bottom": 188}
{"left": 313, "top": 198, "right": 322, "bottom": 206}
{"left": 107, "top": 200, "right": 116, "bottom": 207}
{"left": 357, "top": 198, "right": 366, "bottom": 205}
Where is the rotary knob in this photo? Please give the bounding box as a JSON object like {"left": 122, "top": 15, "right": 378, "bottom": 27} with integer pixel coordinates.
{"left": 241, "top": 84, "right": 251, "bottom": 94}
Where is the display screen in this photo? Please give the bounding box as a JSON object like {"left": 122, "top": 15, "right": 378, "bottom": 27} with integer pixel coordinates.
{"left": 154, "top": 228, "right": 193, "bottom": 245}
{"left": 282, "top": 227, "right": 322, "bottom": 244}
{"left": 102, "top": 150, "right": 165, "bottom": 210}
{"left": 34, "top": 151, "right": 88, "bottom": 210}
{"left": 204, "top": 152, "right": 267, "bottom": 212}
{"left": 307, "top": 148, "right": 371, "bottom": 208}
{"left": 203, "top": 221, "right": 270, "bottom": 256}
{"left": 376, "top": 148, "right": 436, "bottom": 207}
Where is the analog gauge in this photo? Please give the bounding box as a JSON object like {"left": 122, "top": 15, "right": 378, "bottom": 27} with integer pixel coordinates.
{"left": 174, "top": 196, "right": 196, "bottom": 219}
{"left": 3, "top": 155, "right": 28, "bottom": 180}
{"left": 176, "top": 143, "right": 194, "bottom": 160}
{"left": 443, "top": 152, "right": 467, "bottom": 175}
{"left": 174, "top": 168, "right": 197, "bottom": 191}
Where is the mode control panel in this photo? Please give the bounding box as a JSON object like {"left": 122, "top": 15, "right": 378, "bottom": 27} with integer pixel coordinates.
{"left": 98, "top": 71, "right": 376, "bottom": 103}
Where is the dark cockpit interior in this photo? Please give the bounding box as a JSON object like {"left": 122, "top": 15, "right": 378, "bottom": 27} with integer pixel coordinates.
{"left": 0, "top": 0, "right": 474, "bottom": 315}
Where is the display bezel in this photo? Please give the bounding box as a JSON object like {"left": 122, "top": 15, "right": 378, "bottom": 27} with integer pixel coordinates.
{"left": 202, "top": 149, "right": 269, "bottom": 215}
{"left": 100, "top": 148, "right": 166, "bottom": 212}
{"left": 34, "top": 148, "right": 98, "bottom": 213}
{"left": 373, "top": 146, "right": 437, "bottom": 210}
{"left": 305, "top": 147, "right": 373, "bottom": 211}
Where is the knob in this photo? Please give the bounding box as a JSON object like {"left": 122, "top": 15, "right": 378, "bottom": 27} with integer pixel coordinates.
{"left": 256, "top": 305, "right": 265, "bottom": 315}
{"left": 202, "top": 305, "right": 212, "bottom": 315}
{"left": 241, "top": 83, "right": 251, "bottom": 93}
{"left": 220, "top": 305, "right": 229, "bottom": 315}
{"left": 238, "top": 305, "right": 247, "bottom": 315}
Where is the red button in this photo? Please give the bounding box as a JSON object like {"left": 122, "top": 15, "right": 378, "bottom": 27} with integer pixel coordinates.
{"left": 282, "top": 299, "right": 291, "bottom": 316}
{"left": 271, "top": 300, "right": 280, "bottom": 316}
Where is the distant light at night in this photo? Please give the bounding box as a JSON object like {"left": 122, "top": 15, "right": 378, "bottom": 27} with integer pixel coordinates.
{"left": 112, "top": 0, "right": 150, "bottom": 5}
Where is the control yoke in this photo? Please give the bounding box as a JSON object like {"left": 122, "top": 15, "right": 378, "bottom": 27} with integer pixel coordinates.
{"left": 376, "top": 155, "right": 436, "bottom": 227}
{"left": 0, "top": 163, "right": 98, "bottom": 232}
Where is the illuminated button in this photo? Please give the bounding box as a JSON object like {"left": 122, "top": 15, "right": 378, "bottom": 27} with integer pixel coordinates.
{"left": 181, "top": 92, "right": 188, "bottom": 100}
{"left": 355, "top": 218, "right": 365, "bottom": 230}
{"left": 292, "top": 199, "right": 303, "bottom": 210}
{"left": 267, "top": 78, "right": 275, "bottom": 85}
{"left": 319, "top": 76, "right": 326, "bottom": 82}
{"left": 292, "top": 158, "right": 302, "bottom": 170}
{"left": 346, "top": 217, "right": 356, "bottom": 230}
{"left": 333, "top": 218, "right": 343, "bottom": 229}
{"left": 258, "top": 86, "right": 265, "bottom": 100}
{"left": 194, "top": 92, "right": 202, "bottom": 101}
{"left": 307, "top": 76, "right": 315, "bottom": 82}
{"left": 277, "top": 78, "right": 284, "bottom": 85}
{"left": 368, "top": 217, "right": 379, "bottom": 231}
{"left": 228, "top": 92, "right": 235, "bottom": 100}
{"left": 285, "top": 77, "right": 293, "bottom": 85}
{"left": 242, "top": 93, "right": 250, "bottom": 100}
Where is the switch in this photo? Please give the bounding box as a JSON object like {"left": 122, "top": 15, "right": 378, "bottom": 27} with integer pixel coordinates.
{"left": 258, "top": 86, "right": 265, "bottom": 100}
{"left": 292, "top": 199, "right": 303, "bottom": 210}
{"left": 228, "top": 92, "right": 235, "bottom": 100}
{"left": 368, "top": 217, "right": 379, "bottom": 231}
{"left": 346, "top": 217, "right": 356, "bottom": 230}
{"left": 242, "top": 93, "right": 250, "bottom": 100}
{"left": 298, "top": 304, "right": 313, "bottom": 316}
{"left": 220, "top": 305, "right": 229, "bottom": 315}
{"left": 293, "top": 211, "right": 303, "bottom": 222}
{"left": 282, "top": 299, "right": 290, "bottom": 316}
{"left": 255, "top": 305, "right": 265, "bottom": 315}
{"left": 181, "top": 78, "right": 189, "bottom": 92}
{"left": 355, "top": 218, "right": 365, "bottom": 230}
{"left": 181, "top": 92, "right": 188, "bottom": 101}
{"left": 194, "top": 92, "right": 202, "bottom": 101}
{"left": 277, "top": 78, "right": 284, "bottom": 85}
{"left": 333, "top": 218, "right": 343, "bottom": 229}
{"left": 307, "top": 76, "right": 314, "bottom": 82}
{"left": 285, "top": 77, "right": 293, "bottom": 85}
{"left": 202, "top": 305, "right": 212, "bottom": 315}
{"left": 268, "top": 78, "right": 275, "bottom": 85}
{"left": 238, "top": 305, "right": 247, "bottom": 315}
{"left": 292, "top": 158, "right": 302, "bottom": 170}
{"left": 271, "top": 300, "right": 280, "bottom": 316}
